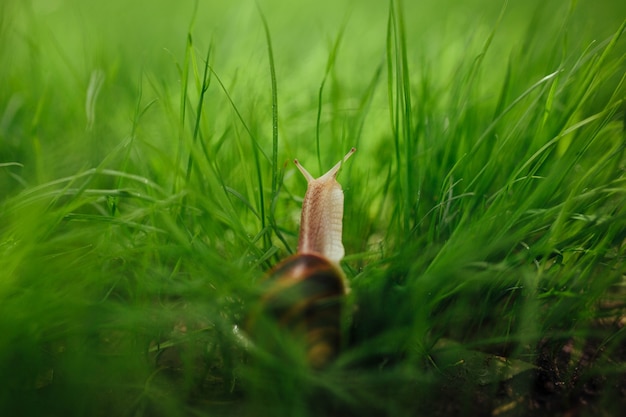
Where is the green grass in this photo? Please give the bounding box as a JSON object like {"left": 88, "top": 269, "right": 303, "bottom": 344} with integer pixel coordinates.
{"left": 1, "top": 0, "right": 626, "bottom": 416}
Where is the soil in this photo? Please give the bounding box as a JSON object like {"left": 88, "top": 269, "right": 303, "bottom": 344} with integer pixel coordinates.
{"left": 431, "top": 325, "right": 626, "bottom": 416}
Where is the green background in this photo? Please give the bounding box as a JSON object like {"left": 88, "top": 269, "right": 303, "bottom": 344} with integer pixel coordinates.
{"left": 1, "top": 1, "right": 625, "bottom": 416}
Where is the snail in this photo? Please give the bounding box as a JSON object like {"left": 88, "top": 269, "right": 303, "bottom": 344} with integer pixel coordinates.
{"left": 248, "top": 147, "right": 356, "bottom": 368}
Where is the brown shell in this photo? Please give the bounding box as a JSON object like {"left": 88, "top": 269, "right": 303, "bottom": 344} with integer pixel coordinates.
{"left": 252, "top": 253, "right": 345, "bottom": 368}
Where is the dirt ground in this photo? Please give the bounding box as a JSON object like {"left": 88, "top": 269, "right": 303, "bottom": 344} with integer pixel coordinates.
{"left": 434, "top": 327, "right": 626, "bottom": 416}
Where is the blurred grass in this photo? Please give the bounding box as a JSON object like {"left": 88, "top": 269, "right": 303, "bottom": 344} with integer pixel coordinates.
{"left": 1, "top": 0, "right": 626, "bottom": 416}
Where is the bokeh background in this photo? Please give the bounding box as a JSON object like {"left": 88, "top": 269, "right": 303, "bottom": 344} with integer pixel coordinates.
{"left": 1, "top": 1, "right": 625, "bottom": 416}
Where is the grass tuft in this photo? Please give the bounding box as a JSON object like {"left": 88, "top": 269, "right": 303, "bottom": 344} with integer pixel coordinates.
{"left": 1, "top": 0, "right": 625, "bottom": 416}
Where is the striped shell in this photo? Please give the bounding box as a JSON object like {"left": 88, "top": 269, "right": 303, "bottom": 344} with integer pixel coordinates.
{"left": 261, "top": 253, "right": 345, "bottom": 368}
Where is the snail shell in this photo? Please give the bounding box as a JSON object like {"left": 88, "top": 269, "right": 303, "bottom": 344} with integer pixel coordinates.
{"left": 260, "top": 253, "right": 345, "bottom": 368}
{"left": 249, "top": 148, "right": 355, "bottom": 368}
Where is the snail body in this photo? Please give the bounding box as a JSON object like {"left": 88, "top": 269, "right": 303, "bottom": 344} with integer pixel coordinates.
{"left": 250, "top": 148, "right": 355, "bottom": 368}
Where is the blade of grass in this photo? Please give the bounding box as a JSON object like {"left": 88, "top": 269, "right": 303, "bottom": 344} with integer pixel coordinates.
{"left": 315, "top": 23, "right": 347, "bottom": 173}
{"left": 258, "top": 5, "right": 280, "bottom": 252}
